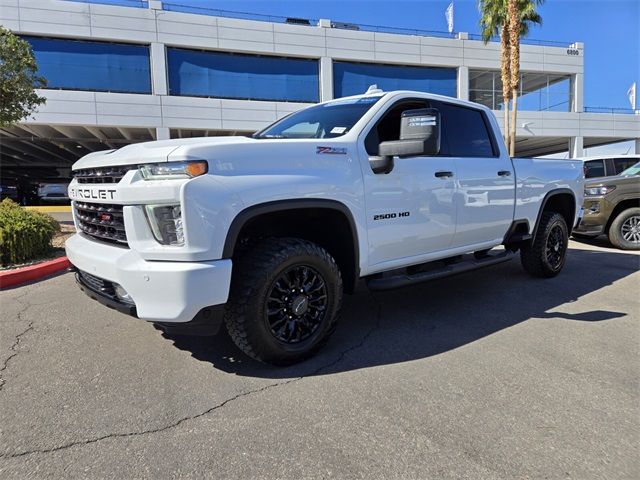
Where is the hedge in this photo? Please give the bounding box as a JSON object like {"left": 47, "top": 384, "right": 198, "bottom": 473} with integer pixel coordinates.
{"left": 0, "top": 199, "right": 60, "bottom": 266}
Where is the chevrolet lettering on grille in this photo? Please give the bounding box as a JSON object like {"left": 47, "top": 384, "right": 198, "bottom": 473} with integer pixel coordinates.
{"left": 69, "top": 187, "right": 117, "bottom": 201}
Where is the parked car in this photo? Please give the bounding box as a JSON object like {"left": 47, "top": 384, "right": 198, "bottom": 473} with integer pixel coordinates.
{"left": 573, "top": 162, "right": 640, "bottom": 249}
{"left": 38, "top": 182, "right": 70, "bottom": 203}
{"left": 66, "top": 89, "right": 583, "bottom": 365}
{"left": 577, "top": 154, "right": 639, "bottom": 179}
{"left": 0, "top": 179, "right": 19, "bottom": 202}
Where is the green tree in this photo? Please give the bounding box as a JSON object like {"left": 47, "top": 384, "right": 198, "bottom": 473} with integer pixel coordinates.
{"left": 508, "top": 0, "right": 542, "bottom": 156}
{"left": 478, "top": 0, "right": 543, "bottom": 156}
{"left": 0, "top": 26, "right": 46, "bottom": 127}
{"left": 479, "top": 0, "right": 512, "bottom": 150}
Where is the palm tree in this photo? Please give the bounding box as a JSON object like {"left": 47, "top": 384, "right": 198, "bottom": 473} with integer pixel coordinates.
{"left": 508, "top": 0, "right": 543, "bottom": 156}
{"left": 478, "top": 0, "right": 543, "bottom": 155}
{"left": 479, "top": 0, "right": 511, "bottom": 149}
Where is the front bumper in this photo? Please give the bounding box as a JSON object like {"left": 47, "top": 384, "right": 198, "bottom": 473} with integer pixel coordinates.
{"left": 65, "top": 233, "right": 232, "bottom": 323}
{"left": 573, "top": 198, "right": 607, "bottom": 236}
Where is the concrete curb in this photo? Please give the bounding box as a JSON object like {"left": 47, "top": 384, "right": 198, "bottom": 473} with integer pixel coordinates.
{"left": 25, "top": 206, "right": 72, "bottom": 213}
{"left": 0, "top": 257, "right": 71, "bottom": 290}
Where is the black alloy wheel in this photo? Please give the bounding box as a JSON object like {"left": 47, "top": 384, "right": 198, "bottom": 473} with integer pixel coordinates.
{"left": 266, "top": 265, "right": 328, "bottom": 344}
{"left": 545, "top": 224, "right": 566, "bottom": 271}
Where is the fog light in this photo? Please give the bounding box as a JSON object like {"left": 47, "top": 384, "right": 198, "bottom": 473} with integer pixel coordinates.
{"left": 114, "top": 284, "right": 135, "bottom": 305}
{"left": 145, "top": 204, "right": 185, "bottom": 246}
{"left": 587, "top": 202, "right": 600, "bottom": 214}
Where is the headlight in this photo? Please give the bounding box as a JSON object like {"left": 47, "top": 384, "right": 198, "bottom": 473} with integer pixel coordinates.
{"left": 139, "top": 161, "right": 207, "bottom": 180}
{"left": 145, "top": 204, "right": 184, "bottom": 246}
{"left": 584, "top": 185, "right": 616, "bottom": 197}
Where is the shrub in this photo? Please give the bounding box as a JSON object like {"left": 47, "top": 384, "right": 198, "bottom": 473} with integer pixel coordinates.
{"left": 0, "top": 198, "right": 60, "bottom": 266}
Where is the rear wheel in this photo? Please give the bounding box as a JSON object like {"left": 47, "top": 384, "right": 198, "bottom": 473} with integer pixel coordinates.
{"left": 520, "top": 212, "right": 569, "bottom": 278}
{"left": 224, "top": 237, "right": 343, "bottom": 365}
{"left": 608, "top": 207, "right": 640, "bottom": 250}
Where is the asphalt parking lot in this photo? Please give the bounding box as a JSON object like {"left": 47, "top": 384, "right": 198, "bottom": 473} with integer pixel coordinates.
{"left": 1, "top": 239, "right": 638, "bottom": 479}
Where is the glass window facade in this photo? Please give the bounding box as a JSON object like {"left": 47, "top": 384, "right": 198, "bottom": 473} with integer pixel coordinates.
{"left": 167, "top": 48, "right": 319, "bottom": 102}
{"left": 469, "top": 69, "right": 573, "bottom": 112}
{"left": 333, "top": 62, "right": 457, "bottom": 98}
{"left": 23, "top": 36, "right": 151, "bottom": 94}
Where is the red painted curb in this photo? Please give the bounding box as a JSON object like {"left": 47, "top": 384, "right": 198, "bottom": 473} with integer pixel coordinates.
{"left": 0, "top": 257, "right": 72, "bottom": 289}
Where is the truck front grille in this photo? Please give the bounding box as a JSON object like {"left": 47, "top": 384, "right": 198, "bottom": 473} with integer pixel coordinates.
{"left": 74, "top": 202, "right": 128, "bottom": 246}
{"left": 73, "top": 166, "right": 137, "bottom": 184}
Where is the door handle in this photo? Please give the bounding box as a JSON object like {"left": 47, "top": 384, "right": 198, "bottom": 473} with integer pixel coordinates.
{"left": 497, "top": 170, "right": 512, "bottom": 177}
{"left": 435, "top": 171, "right": 454, "bottom": 178}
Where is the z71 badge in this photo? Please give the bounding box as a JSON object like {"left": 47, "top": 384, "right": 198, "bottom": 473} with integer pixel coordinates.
{"left": 316, "top": 146, "right": 347, "bottom": 155}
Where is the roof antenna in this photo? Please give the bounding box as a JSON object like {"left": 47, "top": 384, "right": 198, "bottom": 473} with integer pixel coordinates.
{"left": 366, "top": 84, "right": 383, "bottom": 94}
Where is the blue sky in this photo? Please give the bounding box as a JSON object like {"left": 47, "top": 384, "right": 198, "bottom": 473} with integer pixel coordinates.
{"left": 171, "top": 0, "right": 639, "bottom": 110}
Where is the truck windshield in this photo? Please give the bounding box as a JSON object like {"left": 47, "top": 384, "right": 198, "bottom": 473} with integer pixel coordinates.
{"left": 620, "top": 162, "right": 640, "bottom": 176}
{"left": 254, "top": 95, "right": 383, "bottom": 139}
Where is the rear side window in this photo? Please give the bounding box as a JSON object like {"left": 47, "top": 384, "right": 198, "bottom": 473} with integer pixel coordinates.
{"left": 613, "top": 158, "right": 637, "bottom": 175}
{"left": 584, "top": 160, "right": 605, "bottom": 178}
{"left": 434, "top": 102, "right": 497, "bottom": 158}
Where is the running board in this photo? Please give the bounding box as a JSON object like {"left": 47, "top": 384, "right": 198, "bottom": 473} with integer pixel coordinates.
{"left": 366, "top": 250, "right": 515, "bottom": 291}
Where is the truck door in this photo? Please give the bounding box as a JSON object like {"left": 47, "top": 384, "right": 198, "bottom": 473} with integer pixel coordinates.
{"left": 431, "top": 100, "right": 515, "bottom": 248}
{"left": 358, "top": 99, "right": 458, "bottom": 268}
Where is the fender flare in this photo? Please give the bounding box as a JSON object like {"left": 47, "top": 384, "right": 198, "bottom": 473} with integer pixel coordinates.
{"left": 531, "top": 188, "right": 576, "bottom": 238}
{"left": 222, "top": 199, "right": 361, "bottom": 286}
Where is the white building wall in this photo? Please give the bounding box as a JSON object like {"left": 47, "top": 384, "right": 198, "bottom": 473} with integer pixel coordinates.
{"left": 1, "top": 0, "right": 639, "bottom": 155}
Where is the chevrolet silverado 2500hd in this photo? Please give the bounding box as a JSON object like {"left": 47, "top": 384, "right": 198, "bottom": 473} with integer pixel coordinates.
{"left": 66, "top": 89, "right": 584, "bottom": 365}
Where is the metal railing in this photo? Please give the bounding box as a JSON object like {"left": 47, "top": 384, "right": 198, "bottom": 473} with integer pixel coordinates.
{"left": 66, "top": 0, "right": 148, "bottom": 7}
{"left": 64, "top": 1, "right": 574, "bottom": 47}
{"left": 162, "top": 2, "right": 320, "bottom": 25}
{"left": 466, "top": 33, "right": 573, "bottom": 48}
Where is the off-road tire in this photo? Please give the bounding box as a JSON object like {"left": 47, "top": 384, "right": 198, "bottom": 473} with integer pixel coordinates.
{"left": 608, "top": 207, "right": 640, "bottom": 250}
{"left": 224, "top": 237, "right": 343, "bottom": 365}
{"left": 520, "top": 212, "right": 569, "bottom": 278}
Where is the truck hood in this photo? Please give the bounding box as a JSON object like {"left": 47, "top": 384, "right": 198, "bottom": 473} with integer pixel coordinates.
{"left": 72, "top": 136, "right": 256, "bottom": 170}
{"left": 585, "top": 174, "right": 640, "bottom": 187}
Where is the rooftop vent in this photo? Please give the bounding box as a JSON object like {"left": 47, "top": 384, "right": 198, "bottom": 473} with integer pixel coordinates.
{"left": 331, "top": 21, "right": 360, "bottom": 31}
{"left": 286, "top": 17, "right": 311, "bottom": 26}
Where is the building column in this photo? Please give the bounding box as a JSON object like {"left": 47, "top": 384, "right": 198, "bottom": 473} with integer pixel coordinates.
{"left": 156, "top": 127, "right": 170, "bottom": 140}
{"left": 635, "top": 138, "right": 640, "bottom": 154}
{"left": 150, "top": 43, "right": 167, "bottom": 96}
{"left": 457, "top": 65, "right": 469, "bottom": 101}
{"left": 571, "top": 42, "right": 584, "bottom": 112}
{"left": 569, "top": 136, "right": 584, "bottom": 158}
{"left": 573, "top": 73, "right": 584, "bottom": 113}
{"left": 319, "top": 57, "right": 333, "bottom": 102}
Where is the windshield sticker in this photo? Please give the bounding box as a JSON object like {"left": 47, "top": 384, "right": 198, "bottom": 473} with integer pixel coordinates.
{"left": 408, "top": 116, "right": 436, "bottom": 127}
{"left": 317, "top": 146, "right": 347, "bottom": 155}
{"left": 330, "top": 127, "right": 347, "bottom": 134}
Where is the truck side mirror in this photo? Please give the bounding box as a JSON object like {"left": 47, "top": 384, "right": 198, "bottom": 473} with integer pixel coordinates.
{"left": 378, "top": 108, "right": 441, "bottom": 159}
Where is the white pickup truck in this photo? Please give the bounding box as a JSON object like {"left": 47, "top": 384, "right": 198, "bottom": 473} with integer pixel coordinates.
{"left": 66, "top": 89, "right": 583, "bottom": 365}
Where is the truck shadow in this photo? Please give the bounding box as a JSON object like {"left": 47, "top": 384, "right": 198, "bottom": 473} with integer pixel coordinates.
{"left": 161, "top": 247, "right": 638, "bottom": 378}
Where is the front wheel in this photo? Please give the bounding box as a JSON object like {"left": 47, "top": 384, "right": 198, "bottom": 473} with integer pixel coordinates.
{"left": 520, "top": 212, "right": 569, "bottom": 278}
{"left": 224, "top": 237, "right": 343, "bottom": 365}
{"left": 608, "top": 207, "right": 640, "bottom": 250}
